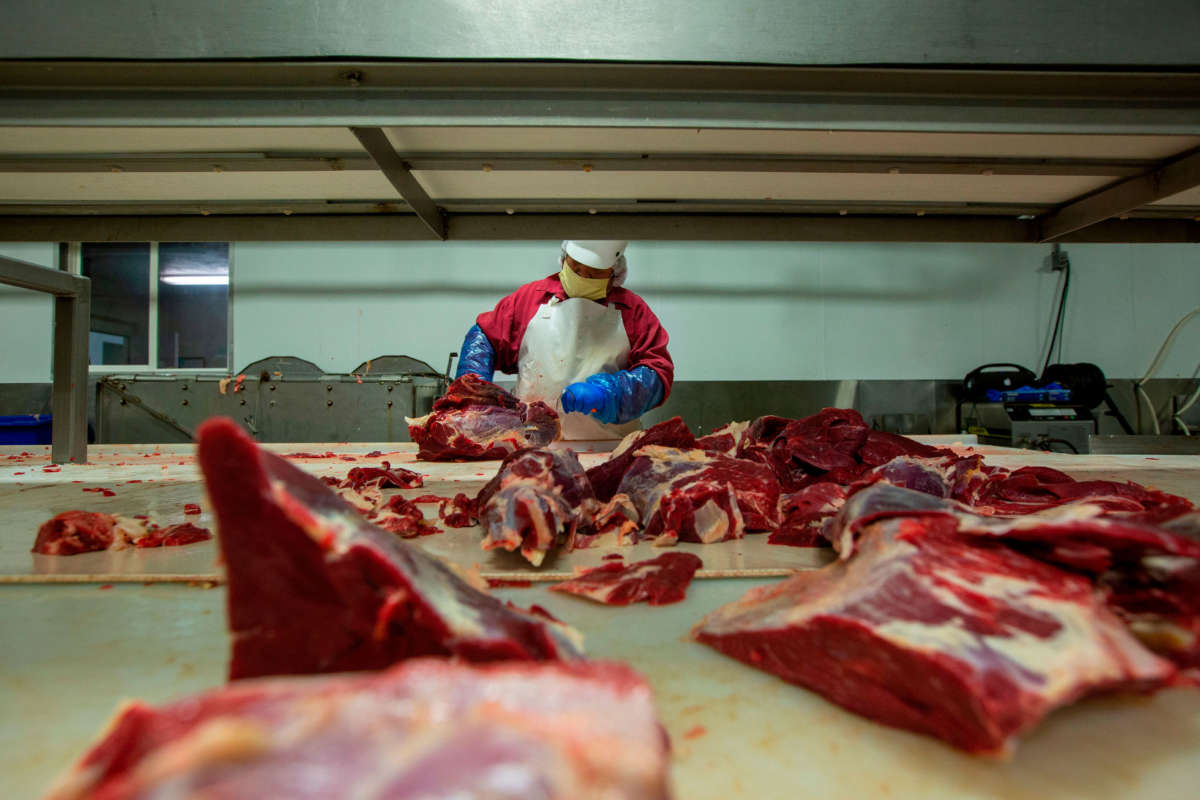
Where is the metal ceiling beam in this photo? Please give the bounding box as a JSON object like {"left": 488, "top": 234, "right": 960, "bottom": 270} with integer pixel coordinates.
{"left": 0, "top": 153, "right": 1153, "bottom": 178}
{"left": 0, "top": 213, "right": 1195, "bottom": 244}
{"left": 0, "top": 199, "right": 1056, "bottom": 218}
{"left": 2, "top": 62, "right": 1200, "bottom": 134}
{"left": 5, "top": 62, "right": 1200, "bottom": 99}
{"left": 349, "top": 127, "right": 445, "bottom": 240}
{"left": 1039, "top": 146, "right": 1200, "bottom": 241}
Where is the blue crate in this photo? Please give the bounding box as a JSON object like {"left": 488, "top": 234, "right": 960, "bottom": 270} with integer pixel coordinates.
{"left": 0, "top": 414, "right": 52, "bottom": 445}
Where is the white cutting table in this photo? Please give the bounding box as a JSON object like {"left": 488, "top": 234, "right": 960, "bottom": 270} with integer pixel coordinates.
{"left": 2, "top": 439, "right": 1199, "bottom": 798}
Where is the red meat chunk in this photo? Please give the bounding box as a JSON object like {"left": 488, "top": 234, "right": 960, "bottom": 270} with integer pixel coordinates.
{"left": 46, "top": 659, "right": 671, "bottom": 800}
{"left": 406, "top": 375, "right": 559, "bottom": 461}
{"left": 586, "top": 416, "right": 698, "bottom": 502}
{"left": 132, "top": 522, "right": 213, "bottom": 548}
{"left": 694, "top": 513, "right": 1178, "bottom": 755}
{"left": 551, "top": 552, "right": 703, "bottom": 606}
{"left": 477, "top": 448, "right": 596, "bottom": 566}
{"left": 616, "top": 446, "right": 780, "bottom": 546}
{"left": 195, "top": 417, "right": 583, "bottom": 680}
{"left": 32, "top": 511, "right": 119, "bottom": 555}
{"left": 343, "top": 461, "right": 424, "bottom": 490}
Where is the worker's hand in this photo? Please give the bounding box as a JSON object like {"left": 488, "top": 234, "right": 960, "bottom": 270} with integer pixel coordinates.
{"left": 560, "top": 382, "right": 614, "bottom": 422}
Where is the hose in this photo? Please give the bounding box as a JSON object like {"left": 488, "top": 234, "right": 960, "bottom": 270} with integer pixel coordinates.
{"left": 1134, "top": 305, "right": 1200, "bottom": 435}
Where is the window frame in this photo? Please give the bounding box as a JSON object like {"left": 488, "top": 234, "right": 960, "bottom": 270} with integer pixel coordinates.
{"left": 68, "top": 241, "right": 235, "bottom": 375}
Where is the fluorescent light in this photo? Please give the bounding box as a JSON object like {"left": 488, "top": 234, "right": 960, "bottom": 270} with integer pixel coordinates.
{"left": 161, "top": 275, "right": 228, "bottom": 286}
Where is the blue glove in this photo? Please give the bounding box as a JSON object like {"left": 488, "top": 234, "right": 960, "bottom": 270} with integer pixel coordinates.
{"left": 560, "top": 366, "right": 665, "bottom": 425}
{"left": 561, "top": 382, "right": 610, "bottom": 419}
{"left": 455, "top": 324, "right": 495, "bottom": 381}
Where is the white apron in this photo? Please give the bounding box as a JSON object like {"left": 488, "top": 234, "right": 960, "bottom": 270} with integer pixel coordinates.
{"left": 515, "top": 297, "right": 643, "bottom": 440}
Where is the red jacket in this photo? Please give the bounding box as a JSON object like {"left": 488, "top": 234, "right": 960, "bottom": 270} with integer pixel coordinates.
{"left": 475, "top": 274, "right": 674, "bottom": 399}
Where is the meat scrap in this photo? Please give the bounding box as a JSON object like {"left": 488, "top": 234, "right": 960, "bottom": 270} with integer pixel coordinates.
{"left": 45, "top": 659, "right": 671, "bottom": 800}
{"left": 616, "top": 445, "right": 780, "bottom": 546}
{"left": 342, "top": 461, "right": 424, "bottom": 490}
{"left": 372, "top": 495, "right": 441, "bottom": 538}
{"left": 439, "top": 492, "right": 479, "bottom": 528}
{"left": 406, "top": 374, "right": 560, "bottom": 461}
{"left": 195, "top": 417, "right": 583, "bottom": 680}
{"left": 693, "top": 513, "right": 1180, "bottom": 755}
{"left": 552, "top": 552, "right": 703, "bottom": 606}
{"left": 32, "top": 511, "right": 212, "bottom": 555}
{"left": 133, "top": 522, "right": 212, "bottom": 548}
{"left": 477, "top": 448, "right": 597, "bottom": 567}
{"left": 571, "top": 493, "right": 641, "bottom": 550}
{"left": 32, "top": 511, "right": 127, "bottom": 555}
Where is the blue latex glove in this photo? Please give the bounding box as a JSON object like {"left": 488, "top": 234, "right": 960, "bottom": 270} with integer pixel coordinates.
{"left": 560, "top": 366, "right": 665, "bottom": 425}
{"left": 561, "top": 382, "right": 611, "bottom": 419}
{"left": 454, "top": 324, "right": 495, "bottom": 382}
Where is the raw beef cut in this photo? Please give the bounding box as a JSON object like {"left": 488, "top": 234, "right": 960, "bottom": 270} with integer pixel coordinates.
{"left": 828, "top": 483, "right": 1200, "bottom": 668}
{"left": 32, "top": 511, "right": 212, "bottom": 555}
{"left": 587, "top": 416, "right": 697, "bottom": 502}
{"left": 406, "top": 374, "right": 559, "bottom": 461}
{"left": 341, "top": 461, "right": 424, "bottom": 490}
{"left": 961, "top": 465, "right": 1193, "bottom": 520}
{"left": 319, "top": 469, "right": 440, "bottom": 538}
{"left": 551, "top": 552, "right": 703, "bottom": 606}
{"left": 616, "top": 446, "right": 780, "bottom": 546}
{"left": 737, "top": 409, "right": 950, "bottom": 491}
{"left": 131, "top": 522, "right": 213, "bottom": 548}
{"left": 372, "top": 495, "right": 440, "bottom": 538}
{"left": 768, "top": 484, "right": 848, "bottom": 547}
{"left": 45, "top": 659, "right": 671, "bottom": 800}
{"left": 696, "top": 420, "right": 749, "bottom": 456}
{"left": 195, "top": 417, "right": 583, "bottom": 680}
{"left": 829, "top": 483, "right": 1200, "bottom": 568}
{"left": 32, "top": 511, "right": 128, "bottom": 555}
{"left": 570, "top": 493, "right": 641, "bottom": 550}
{"left": 693, "top": 513, "right": 1178, "bottom": 755}
{"left": 477, "top": 448, "right": 596, "bottom": 566}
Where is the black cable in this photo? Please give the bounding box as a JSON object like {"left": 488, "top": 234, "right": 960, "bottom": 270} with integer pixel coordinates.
{"left": 1035, "top": 436, "right": 1079, "bottom": 454}
{"left": 1041, "top": 251, "right": 1071, "bottom": 376}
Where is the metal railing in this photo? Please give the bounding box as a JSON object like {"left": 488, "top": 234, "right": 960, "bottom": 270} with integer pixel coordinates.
{"left": 0, "top": 254, "right": 90, "bottom": 463}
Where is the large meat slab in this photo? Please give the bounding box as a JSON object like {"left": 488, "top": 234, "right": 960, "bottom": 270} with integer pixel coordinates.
{"left": 45, "top": 659, "right": 672, "bottom": 800}
{"left": 617, "top": 446, "right": 780, "bottom": 545}
{"left": 196, "top": 417, "right": 582, "bottom": 680}
{"left": 406, "top": 374, "right": 559, "bottom": 460}
{"left": 476, "top": 447, "right": 597, "bottom": 566}
{"left": 693, "top": 512, "right": 1179, "bottom": 755}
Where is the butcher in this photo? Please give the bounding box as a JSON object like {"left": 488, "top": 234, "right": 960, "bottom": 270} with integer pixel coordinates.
{"left": 455, "top": 240, "right": 674, "bottom": 440}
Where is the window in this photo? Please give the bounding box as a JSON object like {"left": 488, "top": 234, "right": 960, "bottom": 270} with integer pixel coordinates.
{"left": 78, "top": 242, "right": 231, "bottom": 371}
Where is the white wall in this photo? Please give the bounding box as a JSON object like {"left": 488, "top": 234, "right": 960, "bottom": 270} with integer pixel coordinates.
{"left": 231, "top": 241, "right": 1200, "bottom": 381}
{"left": 0, "top": 243, "right": 57, "bottom": 382}
{"left": 2, "top": 241, "right": 1198, "bottom": 383}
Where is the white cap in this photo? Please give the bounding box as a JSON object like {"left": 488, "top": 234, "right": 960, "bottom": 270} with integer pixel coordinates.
{"left": 562, "top": 240, "right": 627, "bottom": 270}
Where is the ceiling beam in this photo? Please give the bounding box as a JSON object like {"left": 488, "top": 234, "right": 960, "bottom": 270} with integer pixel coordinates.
{"left": 0, "top": 152, "right": 1153, "bottom": 178}
{"left": 349, "top": 127, "right": 446, "bottom": 240}
{"left": 0, "top": 213, "right": 1195, "bottom": 244}
{"left": 1039, "top": 146, "right": 1200, "bottom": 241}
{"left": 5, "top": 62, "right": 1200, "bottom": 100}
{"left": 3, "top": 62, "right": 1200, "bottom": 134}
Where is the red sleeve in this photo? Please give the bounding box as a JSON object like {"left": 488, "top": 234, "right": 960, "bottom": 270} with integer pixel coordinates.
{"left": 475, "top": 279, "right": 555, "bottom": 375}
{"left": 611, "top": 289, "right": 675, "bottom": 402}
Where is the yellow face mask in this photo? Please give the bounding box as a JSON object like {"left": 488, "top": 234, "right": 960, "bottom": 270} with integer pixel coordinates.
{"left": 558, "top": 263, "right": 611, "bottom": 301}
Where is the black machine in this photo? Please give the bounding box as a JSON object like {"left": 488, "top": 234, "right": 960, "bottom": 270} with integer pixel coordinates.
{"left": 958, "top": 362, "right": 1133, "bottom": 453}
